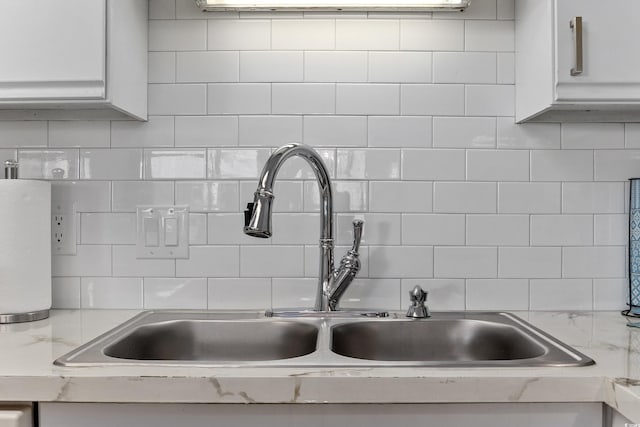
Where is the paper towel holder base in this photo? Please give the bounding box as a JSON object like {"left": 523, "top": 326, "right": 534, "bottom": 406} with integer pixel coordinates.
{"left": 0, "top": 309, "right": 49, "bottom": 324}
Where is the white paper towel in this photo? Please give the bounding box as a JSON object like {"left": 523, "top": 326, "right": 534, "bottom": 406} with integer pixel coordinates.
{"left": 0, "top": 180, "right": 51, "bottom": 314}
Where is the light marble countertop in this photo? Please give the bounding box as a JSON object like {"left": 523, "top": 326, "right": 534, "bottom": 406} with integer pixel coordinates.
{"left": 0, "top": 310, "right": 639, "bottom": 422}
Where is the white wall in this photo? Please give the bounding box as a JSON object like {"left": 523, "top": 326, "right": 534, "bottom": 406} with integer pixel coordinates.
{"left": 1, "top": 0, "right": 631, "bottom": 311}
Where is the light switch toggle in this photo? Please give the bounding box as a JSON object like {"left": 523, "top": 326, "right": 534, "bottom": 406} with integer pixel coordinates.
{"left": 136, "top": 206, "right": 189, "bottom": 259}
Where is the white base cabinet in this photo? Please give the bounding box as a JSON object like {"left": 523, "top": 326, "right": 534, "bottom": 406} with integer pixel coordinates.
{"left": 0, "top": 0, "right": 147, "bottom": 120}
{"left": 0, "top": 405, "right": 31, "bottom": 427}
{"left": 39, "top": 402, "right": 603, "bottom": 427}
{"left": 516, "top": 0, "right": 640, "bottom": 122}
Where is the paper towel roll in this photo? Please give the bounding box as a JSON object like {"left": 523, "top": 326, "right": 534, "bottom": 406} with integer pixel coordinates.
{"left": 0, "top": 180, "right": 51, "bottom": 314}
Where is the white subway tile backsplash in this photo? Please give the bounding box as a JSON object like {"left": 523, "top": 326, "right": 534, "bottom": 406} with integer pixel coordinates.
{"left": 49, "top": 121, "right": 110, "bottom": 148}
{"left": 530, "top": 215, "right": 593, "bottom": 246}
{"left": 400, "top": 20, "right": 464, "bottom": 51}
{"left": 466, "top": 214, "right": 529, "bottom": 246}
{"left": 144, "top": 278, "right": 208, "bottom": 309}
{"left": 496, "top": 52, "right": 515, "bottom": 84}
{"left": 466, "top": 279, "right": 529, "bottom": 311}
{"left": 530, "top": 150, "right": 593, "bottom": 182}
{"left": 52, "top": 277, "right": 81, "bottom": 309}
{"left": 336, "top": 20, "right": 399, "bottom": 51}
{"left": 498, "top": 247, "right": 561, "bottom": 278}
{"left": 594, "top": 214, "right": 627, "bottom": 246}
{"left": 144, "top": 149, "right": 206, "bottom": 179}
{"left": 466, "top": 150, "right": 529, "bottom": 181}
{"left": 402, "top": 214, "right": 464, "bottom": 245}
{"left": 26, "top": 7, "right": 633, "bottom": 312}
{"left": 595, "top": 150, "right": 640, "bottom": 181}
{"left": 530, "top": 279, "right": 593, "bottom": 311}
{"left": 304, "top": 51, "right": 367, "bottom": 82}
{"left": 175, "top": 181, "right": 239, "bottom": 212}
{"left": 52, "top": 181, "right": 111, "bottom": 212}
{"left": 112, "top": 245, "right": 175, "bottom": 277}
{"left": 401, "top": 84, "right": 465, "bottom": 116}
{"left": 272, "top": 213, "right": 320, "bottom": 244}
{"left": 0, "top": 121, "right": 46, "bottom": 148}
{"left": 208, "top": 148, "right": 271, "bottom": 179}
{"left": 81, "top": 278, "right": 143, "bottom": 309}
{"left": 240, "top": 51, "right": 303, "bottom": 82}
{"left": 19, "top": 149, "right": 79, "bottom": 180}
{"left": 272, "top": 278, "right": 316, "bottom": 309}
{"left": 52, "top": 245, "right": 111, "bottom": 277}
{"left": 149, "top": 52, "right": 176, "bottom": 84}
{"left": 336, "top": 149, "right": 400, "bottom": 179}
{"left": 593, "top": 279, "right": 627, "bottom": 310}
{"left": 241, "top": 246, "right": 304, "bottom": 277}
{"left": 149, "top": 20, "right": 207, "bottom": 51}
{"left": 304, "top": 180, "right": 368, "bottom": 212}
{"left": 112, "top": 181, "right": 174, "bottom": 212}
{"left": 272, "top": 20, "right": 335, "bottom": 50}
{"left": 111, "top": 116, "right": 175, "bottom": 148}
{"left": 433, "top": 182, "right": 496, "bottom": 213}
{"left": 369, "top": 246, "right": 433, "bottom": 278}
{"left": 208, "top": 278, "right": 271, "bottom": 309}
{"left": 239, "top": 116, "right": 302, "bottom": 146}
{"left": 433, "top": 117, "right": 496, "bottom": 149}
{"left": 370, "top": 182, "right": 432, "bottom": 213}
{"left": 208, "top": 213, "right": 268, "bottom": 245}
{"left": 81, "top": 213, "right": 136, "bottom": 244}
{"left": 149, "top": 0, "right": 176, "bottom": 19}
{"left": 562, "top": 123, "right": 625, "bottom": 149}
{"left": 433, "top": 52, "right": 496, "bottom": 84}
{"left": 368, "top": 116, "right": 431, "bottom": 148}
{"left": 402, "top": 149, "right": 465, "bottom": 180}
{"left": 80, "top": 149, "right": 143, "bottom": 180}
{"left": 175, "top": 116, "right": 238, "bottom": 147}
{"left": 148, "top": 84, "right": 207, "bottom": 115}
{"left": 176, "top": 52, "right": 239, "bottom": 83}
{"left": 497, "top": 118, "right": 560, "bottom": 149}
{"left": 189, "top": 213, "right": 208, "bottom": 245}
{"left": 498, "top": 182, "right": 560, "bottom": 214}
{"left": 336, "top": 84, "right": 399, "bottom": 115}
{"left": 433, "top": 117, "right": 496, "bottom": 148}
{"left": 562, "top": 246, "right": 626, "bottom": 278}
{"left": 466, "top": 85, "right": 515, "bottom": 117}
{"left": 434, "top": 247, "right": 497, "bottom": 278}
{"left": 369, "top": 52, "right": 432, "bottom": 83}
{"left": 401, "top": 279, "right": 465, "bottom": 311}
{"left": 303, "top": 116, "right": 367, "bottom": 147}
{"left": 208, "top": 83, "right": 271, "bottom": 115}
{"left": 272, "top": 83, "right": 334, "bottom": 114}
{"left": 176, "top": 246, "right": 239, "bottom": 277}
{"left": 339, "top": 278, "right": 401, "bottom": 310}
{"left": 208, "top": 20, "right": 270, "bottom": 50}
{"left": 464, "top": 20, "right": 514, "bottom": 52}
{"left": 562, "top": 182, "right": 625, "bottom": 214}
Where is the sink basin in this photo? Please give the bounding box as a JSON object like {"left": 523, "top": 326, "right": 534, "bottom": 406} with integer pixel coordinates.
{"left": 104, "top": 319, "right": 318, "bottom": 361}
{"left": 56, "top": 311, "right": 320, "bottom": 366}
{"left": 331, "top": 319, "right": 545, "bottom": 362}
{"left": 54, "top": 311, "right": 594, "bottom": 368}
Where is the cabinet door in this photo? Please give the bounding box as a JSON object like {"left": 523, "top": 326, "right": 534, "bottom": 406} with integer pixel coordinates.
{"left": 555, "top": 0, "right": 640, "bottom": 102}
{"left": 0, "top": 0, "right": 106, "bottom": 101}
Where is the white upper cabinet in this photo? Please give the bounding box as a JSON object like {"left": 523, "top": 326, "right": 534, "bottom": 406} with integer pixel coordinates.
{"left": 516, "top": 0, "right": 640, "bottom": 122}
{"left": 0, "top": 0, "right": 147, "bottom": 120}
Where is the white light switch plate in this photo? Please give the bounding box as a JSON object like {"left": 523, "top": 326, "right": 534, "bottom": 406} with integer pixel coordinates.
{"left": 136, "top": 206, "right": 189, "bottom": 259}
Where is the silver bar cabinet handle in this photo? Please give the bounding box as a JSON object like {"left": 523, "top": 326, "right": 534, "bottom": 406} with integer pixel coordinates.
{"left": 570, "top": 16, "right": 583, "bottom": 76}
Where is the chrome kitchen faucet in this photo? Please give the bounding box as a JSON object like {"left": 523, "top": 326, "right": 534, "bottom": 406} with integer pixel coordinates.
{"left": 243, "top": 142, "right": 365, "bottom": 313}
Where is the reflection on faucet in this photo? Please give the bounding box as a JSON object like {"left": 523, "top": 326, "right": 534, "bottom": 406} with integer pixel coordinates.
{"left": 243, "top": 142, "right": 363, "bottom": 312}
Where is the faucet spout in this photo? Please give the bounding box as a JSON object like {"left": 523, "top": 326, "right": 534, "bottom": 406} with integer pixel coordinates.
{"left": 244, "top": 143, "right": 336, "bottom": 311}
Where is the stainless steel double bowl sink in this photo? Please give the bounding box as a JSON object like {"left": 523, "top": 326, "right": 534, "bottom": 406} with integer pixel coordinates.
{"left": 55, "top": 311, "right": 594, "bottom": 368}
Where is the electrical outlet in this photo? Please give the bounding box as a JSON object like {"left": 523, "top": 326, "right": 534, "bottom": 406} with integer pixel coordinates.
{"left": 52, "top": 203, "right": 77, "bottom": 255}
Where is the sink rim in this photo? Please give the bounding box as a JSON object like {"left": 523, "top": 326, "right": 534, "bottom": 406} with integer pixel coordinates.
{"left": 54, "top": 310, "right": 595, "bottom": 368}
